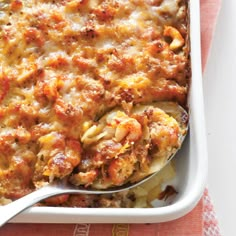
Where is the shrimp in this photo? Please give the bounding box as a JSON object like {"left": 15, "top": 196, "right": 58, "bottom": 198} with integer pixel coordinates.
{"left": 163, "top": 26, "right": 184, "bottom": 50}
{"left": 43, "top": 138, "right": 82, "bottom": 179}
{"left": 36, "top": 132, "right": 82, "bottom": 180}
{"left": 115, "top": 118, "right": 142, "bottom": 142}
{"left": 10, "top": 0, "right": 23, "bottom": 11}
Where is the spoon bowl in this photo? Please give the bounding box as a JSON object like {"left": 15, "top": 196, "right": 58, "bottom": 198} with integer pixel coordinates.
{"left": 0, "top": 145, "right": 184, "bottom": 227}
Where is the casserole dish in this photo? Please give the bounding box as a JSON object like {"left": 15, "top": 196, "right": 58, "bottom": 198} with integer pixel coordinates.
{"left": 2, "top": 0, "right": 207, "bottom": 223}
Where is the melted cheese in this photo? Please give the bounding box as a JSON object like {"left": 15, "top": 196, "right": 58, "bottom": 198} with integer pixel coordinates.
{"left": 0, "top": 0, "right": 189, "bottom": 206}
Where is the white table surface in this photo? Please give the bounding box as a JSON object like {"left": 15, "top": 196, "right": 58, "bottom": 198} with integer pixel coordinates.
{"left": 203, "top": 1, "right": 236, "bottom": 235}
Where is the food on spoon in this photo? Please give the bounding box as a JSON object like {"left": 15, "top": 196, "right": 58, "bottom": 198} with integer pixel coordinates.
{"left": 70, "top": 102, "right": 187, "bottom": 189}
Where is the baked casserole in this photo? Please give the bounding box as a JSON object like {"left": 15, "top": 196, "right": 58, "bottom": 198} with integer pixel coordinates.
{"left": 0, "top": 0, "right": 189, "bottom": 207}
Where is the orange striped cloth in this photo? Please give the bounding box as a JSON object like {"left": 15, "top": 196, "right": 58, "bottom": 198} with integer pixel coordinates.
{"left": 0, "top": 190, "right": 221, "bottom": 236}
{"left": 0, "top": 0, "right": 222, "bottom": 235}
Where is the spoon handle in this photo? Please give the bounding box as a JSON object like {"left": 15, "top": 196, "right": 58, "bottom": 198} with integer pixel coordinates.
{"left": 0, "top": 185, "right": 63, "bottom": 227}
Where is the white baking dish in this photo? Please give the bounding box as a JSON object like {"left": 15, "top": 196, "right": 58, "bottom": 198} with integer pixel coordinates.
{"left": 7, "top": 0, "right": 207, "bottom": 224}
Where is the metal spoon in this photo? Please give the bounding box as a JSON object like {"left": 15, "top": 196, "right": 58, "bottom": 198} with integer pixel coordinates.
{"left": 0, "top": 102, "right": 188, "bottom": 227}
{"left": 0, "top": 171, "right": 159, "bottom": 227}
{"left": 0, "top": 136, "right": 187, "bottom": 227}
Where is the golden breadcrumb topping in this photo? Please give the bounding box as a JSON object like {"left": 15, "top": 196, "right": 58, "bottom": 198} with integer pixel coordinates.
{"left": 0, "top": 0, "right": 189, "bottom": 207}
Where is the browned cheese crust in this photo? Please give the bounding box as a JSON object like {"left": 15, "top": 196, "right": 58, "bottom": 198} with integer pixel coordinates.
{"left": 0, "top": 0, "right": 189, "bottom": 207}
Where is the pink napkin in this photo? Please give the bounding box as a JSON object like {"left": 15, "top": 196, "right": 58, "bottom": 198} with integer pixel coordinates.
{"left": 201, "top": 0, "right": 222, "bottom": 69}
{"left": 0, "top": 0, "right": 222, "bottom": 235}
{"left": 0, "top": 190, "right": 221, "bottom": 236}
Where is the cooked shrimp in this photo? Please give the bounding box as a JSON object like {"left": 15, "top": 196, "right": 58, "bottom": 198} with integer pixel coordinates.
{"left": 115, "top": 118, "right": 142, "bottom": 142}
{"left": 36, "top": 132, "right": 82, "bottom": 181}
{"left": 43, "top": 138, "right": 82, "bottom": 179}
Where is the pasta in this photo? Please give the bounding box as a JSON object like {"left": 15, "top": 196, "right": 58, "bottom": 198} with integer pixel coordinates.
{"left": 0, "top": 0, "right": 189, "bottom": 207}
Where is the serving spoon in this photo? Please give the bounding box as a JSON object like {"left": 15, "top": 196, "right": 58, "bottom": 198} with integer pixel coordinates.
{"left": 0, "top": 136, "right": 188, "bottom": 227}
{"left": 0, "top": 102, "right": 188, "bottom": 227}
{"left": 0, "top": 170, "right": 160, "bottom": 227}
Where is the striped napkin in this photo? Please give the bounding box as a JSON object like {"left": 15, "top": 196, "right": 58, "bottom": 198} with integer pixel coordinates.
{"left": 0, "top": 0, "right": 222, "bottom": 235}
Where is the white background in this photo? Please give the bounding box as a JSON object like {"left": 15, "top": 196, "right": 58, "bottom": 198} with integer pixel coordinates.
{"left": 204, "top": 0, "right": 236, "bottom": 235}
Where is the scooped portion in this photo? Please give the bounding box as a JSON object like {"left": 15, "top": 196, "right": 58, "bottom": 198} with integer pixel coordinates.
{"left": 69, "top": 102, "right": 188, "bottom": 189}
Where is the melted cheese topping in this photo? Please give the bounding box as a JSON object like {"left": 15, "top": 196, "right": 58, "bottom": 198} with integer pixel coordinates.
{"left": 0, "top": 0, "right": 189, "bottom": 206}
